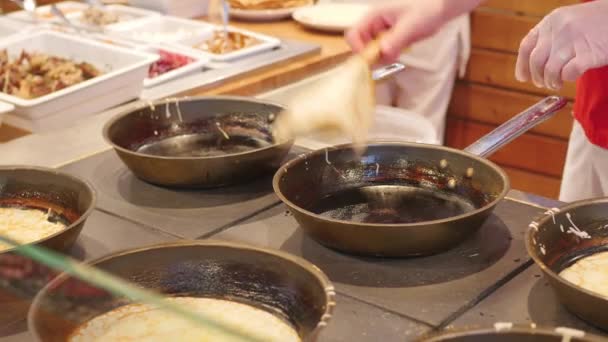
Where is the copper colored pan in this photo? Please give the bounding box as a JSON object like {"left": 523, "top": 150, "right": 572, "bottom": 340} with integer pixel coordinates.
{"left": 0, "top": 166, "right": 96, "bottom": 331}
{"left": 421, "top": 325, "right": 606, "bottom": 341}
{"left": 103, "top": 96, "right": 294, "bottom": 188}
{"left": 29, "top": 240, "right": 335, "bottom": 342}
{"left": 274, "top": 96, "right": 567, "bottom": 257}
{"left": 527, "top": 198, "right": 608, "bottom": 331}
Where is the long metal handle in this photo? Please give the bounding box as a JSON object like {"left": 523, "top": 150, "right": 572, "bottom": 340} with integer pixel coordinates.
{"left": 464, "top": 95, "right": 568, "bottom": 158}
{"left": 372, "top": 63, "right": 406, "bottom": 81}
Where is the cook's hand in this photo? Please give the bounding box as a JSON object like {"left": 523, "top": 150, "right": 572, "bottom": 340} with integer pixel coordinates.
{"left": 516, "top": 0, "right": 608, "bottom": 90}
{"left": 346, "top": 0, "right": 484, "bottom": 63}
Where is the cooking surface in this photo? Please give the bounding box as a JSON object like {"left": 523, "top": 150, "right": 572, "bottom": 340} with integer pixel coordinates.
{"left": 59, "top": 149, "right": 305, "bottom": 238}
{"left": 1, "top": 149, "right": 606, "bottom": 341}
{"left": 214, "top": 201, "right": 535, "bottom": 326}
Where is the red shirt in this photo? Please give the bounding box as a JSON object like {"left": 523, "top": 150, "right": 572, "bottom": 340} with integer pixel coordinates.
{"left": 574, "top": 0, "right": 608, "bottom": 148}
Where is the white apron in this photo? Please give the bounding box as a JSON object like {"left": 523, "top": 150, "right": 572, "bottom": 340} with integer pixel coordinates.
{"left": 559, "top": 121, "right": 608, "bottom": 202}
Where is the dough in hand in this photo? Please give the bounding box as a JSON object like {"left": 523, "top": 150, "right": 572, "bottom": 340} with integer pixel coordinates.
{"left": 272, "top": 55, "right": 375, "bottom": 152}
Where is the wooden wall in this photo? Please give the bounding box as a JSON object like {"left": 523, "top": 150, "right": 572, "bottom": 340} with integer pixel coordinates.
{"left": 445, "top": 0, "right": 579, "bottom": 199}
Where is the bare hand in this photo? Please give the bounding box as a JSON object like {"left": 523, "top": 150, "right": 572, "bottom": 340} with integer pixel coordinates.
{"left": 346, "top": 0, "right": 483, "bottom": 63}
{"left": 515, "top": 1, "right": 608, "bottom": 90}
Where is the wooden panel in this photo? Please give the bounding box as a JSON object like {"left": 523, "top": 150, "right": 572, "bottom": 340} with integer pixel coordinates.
{"left": 449, "top": 83, "right": 573, "bottom": 140}
{"left": 483, "top": 0, "right": 579, "bottom": 16}
{"left": 445, "top": 118, "right": 567, "bottom": 178}
{"left": 502, "top": 165, "right": 561, "bottom": 199}
{"left": 471, "top": 9, "right": 537, "bottom": 53}
{"left": 464, "top": 48, "right": 577, "bottom": 99}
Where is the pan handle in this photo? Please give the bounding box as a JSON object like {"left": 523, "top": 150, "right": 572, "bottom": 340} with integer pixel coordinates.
{"left": 372, "top": 63, "right": 406, "bottom": 81}
{"left": 464, "top": 96, "right": 568, "bottom": 158}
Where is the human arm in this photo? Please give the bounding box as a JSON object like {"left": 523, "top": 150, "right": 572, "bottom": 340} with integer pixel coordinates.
{"left": 346, "top": 0, "right": 485, "bottom": 63}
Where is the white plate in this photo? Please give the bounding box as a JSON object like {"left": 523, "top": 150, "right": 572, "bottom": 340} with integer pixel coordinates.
{"left": 108, "top": 16, "right": 215, "bottom": 45}
{"left": 8, "top": 1, "right": 88, "bottom": 23}
{"left": 292, "top": 3, "right": 369, "bottom": 33}
{"left": 0, "top": 30, "right": 158, "bottom": 119}
{"left": 230, "top": 6, "right": 307, "bottom": 21}
{"left": 69, "top": 4, "right": 160, "bottom": 29}
{"left": 178, "top": 26, "right": 281, "bottom": 62}
{"left": 140, "top": 45, "right": 210, "bottom": 88}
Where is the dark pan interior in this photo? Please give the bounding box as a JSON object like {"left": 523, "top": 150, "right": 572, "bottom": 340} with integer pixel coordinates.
{"left": 30, "top": 243, "right": 330, "bottom": 342}
{"left": 277, "top": 144, "right": 507, "bottom": 225}
{"left": 0, "top": 168, "right": 93, "bottom": 225}
{"left": 529, "top": 201, "right": 608, "bottom": 272}
{"left": 106, "top": 98, "right": 282, "bottom": 158}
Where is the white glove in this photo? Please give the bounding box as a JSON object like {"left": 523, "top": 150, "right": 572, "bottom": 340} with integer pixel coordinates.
{"left": 515, "top": 0, "right": 608, "bottom": 90}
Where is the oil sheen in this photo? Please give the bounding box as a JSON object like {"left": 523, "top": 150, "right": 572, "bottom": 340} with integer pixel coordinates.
{"left": 310, "top": 185, "right": 476, "bottom": 224}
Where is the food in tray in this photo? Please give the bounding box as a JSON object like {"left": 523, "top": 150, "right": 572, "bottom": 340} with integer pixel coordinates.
{"left": 0, "top": 49, "right": 102, "bottom": 99}
{"left": 194, "top": 30, "right": 260, "bottom": 55}
{"left": 69, "top": 297, "right": 301, "bottom": 342}
{"left": 0, "top": 207, "right": 67, "bottom": 252}
{"left": 560, "top": 250, "right": 608, "bottom": 299}
{"left": 126, "top": 29, "right": 203, "bottom": 44}
{"left": 80, "top": 6, "right": 142, "bottom": 27}
{"left": 228, "top": 0, "right": 313, "bottom": 10}
{"left": 81, "top": 7, "right": 120, "bottom": 26}
{"left": 148, "top": 50, "right": 195, "bottom": 78}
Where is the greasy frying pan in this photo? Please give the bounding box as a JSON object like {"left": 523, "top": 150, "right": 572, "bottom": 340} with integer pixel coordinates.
{"left": 526, "top": 198, "right": 608, "bottom": 331}
{"left": 274, "top": 96, "right": 567, "bottom": 257}
{"left": 421, "top": 325, "right": 606, "bottom": 341}
{"left": 0, "top": 166, "right": 96, "bottom": 254}
{"left": 0, "top": 166, "right": 96, "bottom": 329}
{"left": 103, "top": 96, "right": 294, "bottom": 188}
{"left": 29, "top": 240, "right": 335, "bottom": 342}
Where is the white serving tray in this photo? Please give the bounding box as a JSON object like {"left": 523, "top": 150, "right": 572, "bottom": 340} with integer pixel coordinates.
{"left": 69, "top": 4, "right": 160, "bottom": 29}
{"left": 7, "top": 1, "right": 88, "bottom": 23}
{"left": 177, "top": 25, "right": 282, "bottom": 62}
{"left": 140, "top": 44, "right": 210, "bottom": 88}
{"left": 0, "top": 30, "right": 158, "bottom": 119}
{"left": 108, "top": 16, "right": 215, "bottom": 45}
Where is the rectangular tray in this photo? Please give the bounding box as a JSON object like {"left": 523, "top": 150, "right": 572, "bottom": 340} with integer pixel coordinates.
{"left": 0, "top": 30, "right": 157, "bottom": 119}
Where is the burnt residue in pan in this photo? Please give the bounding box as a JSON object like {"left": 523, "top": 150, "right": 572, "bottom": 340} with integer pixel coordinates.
{"left": 310, "top": 185, "right": 477, "bottom": 224}
{"left": 288, "top": 153, "right": 494, "bottom": 225}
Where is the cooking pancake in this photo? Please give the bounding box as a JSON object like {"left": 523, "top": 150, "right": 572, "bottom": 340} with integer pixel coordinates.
{"left": 70, "top": 297, "right": 301, "bottom": 342}
{"left": 560, "top": 250, "right": 608, "bottom": 299}
{"left": 0, "top": 206, "right": 68, "bottom": 251}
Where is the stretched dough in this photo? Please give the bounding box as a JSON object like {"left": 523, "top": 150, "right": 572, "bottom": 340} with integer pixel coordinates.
{"left": 273, "top": 55, "right": 375, "bottom": 152}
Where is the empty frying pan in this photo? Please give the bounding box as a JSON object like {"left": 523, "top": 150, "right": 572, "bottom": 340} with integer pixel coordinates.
{"left": 274, "top": 96, "right": 567, "bottom": 257}
{"left": 103, "top": 96, "right": 294, "bottom": 188}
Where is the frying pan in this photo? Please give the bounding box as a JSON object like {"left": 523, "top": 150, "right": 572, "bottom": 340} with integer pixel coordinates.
{"left": 0, "top": 166, "right": 96, "bottom": 330}
{"left": 421, "top": 325, "right": 606, "bottom": 341}
{"left": 526, "top": 198, "right": 608, "bottom": 331}
{"left": 274, "top": 96, "right": 567, "bottom": 257}
{"left": 29, "top": 240, "right": 335, "bottom": 342}
{"left": 103, "top": 96, "right": 294, "bottom": 188}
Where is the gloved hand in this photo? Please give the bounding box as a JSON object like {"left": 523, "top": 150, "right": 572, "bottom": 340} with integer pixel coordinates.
{"left": 516, "top": 0, "right": 608, "bottom": 90}
{"left": 346, "top": 0, "right": 483, "bottom": 63}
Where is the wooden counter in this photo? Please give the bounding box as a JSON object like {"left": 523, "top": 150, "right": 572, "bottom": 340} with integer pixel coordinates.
{"left": 0, "top": 19, "right": 352, "bottom": 142}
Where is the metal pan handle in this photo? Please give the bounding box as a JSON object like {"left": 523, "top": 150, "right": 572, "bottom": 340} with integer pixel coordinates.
{"left": 464, "top": 96, "right": 568, "bottom": 158}
{"left": 372, "top": 63, "right": 406, "bottom": 81}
